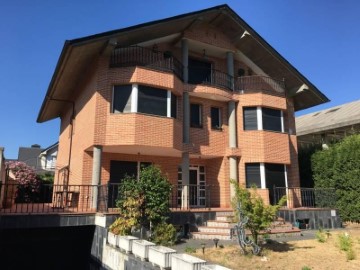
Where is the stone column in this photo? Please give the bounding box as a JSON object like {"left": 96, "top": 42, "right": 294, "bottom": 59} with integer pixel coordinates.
{"left": 228, "top": 101, "right": 237, "bottom": 199}
{"left": 181, "top": 152, "right": 190, "bottom": 209}
{"left": 92, "top": 145, "right": 102, "bottom": 210}
{"left": 182, "top": 39, "right": 189, "bottom": 83}
{"left": 226, "top": 51, "right": 234, "bottom": 90}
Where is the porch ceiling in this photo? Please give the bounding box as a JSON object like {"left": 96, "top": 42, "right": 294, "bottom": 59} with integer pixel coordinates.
{"left": 100, "top": 145, "right": 182, "bottom": 158}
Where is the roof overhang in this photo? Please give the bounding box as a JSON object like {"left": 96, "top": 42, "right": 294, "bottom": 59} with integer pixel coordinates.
{"left": 37, "top": 4, "right": 329, "bottom": 123}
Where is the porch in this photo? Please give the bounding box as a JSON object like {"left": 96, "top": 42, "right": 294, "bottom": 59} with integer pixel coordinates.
{"left": 0, "top": 182, "right": 336, "bottom": 215}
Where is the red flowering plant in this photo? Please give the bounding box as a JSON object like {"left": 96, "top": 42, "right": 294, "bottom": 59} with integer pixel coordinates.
{"left": 6, "top": 161, "right": 41, "bottom": 203}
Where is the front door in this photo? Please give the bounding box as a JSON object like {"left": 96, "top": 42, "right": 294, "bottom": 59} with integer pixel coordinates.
{"left": 189, "top": 167, "right": 206, "bottom": 207}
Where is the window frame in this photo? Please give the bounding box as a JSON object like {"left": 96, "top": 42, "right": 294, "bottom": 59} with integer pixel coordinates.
{"left": 245, "top": 163, "right": 261, "bottom": 188}
{"left": 190, "top": 103, "right": 203, "bottom": 128}
{"left": 243, "top": 107, "right": 258, "bottom": 130}
{"left": 211, "top": 107, "right": 222, "bottom": 130}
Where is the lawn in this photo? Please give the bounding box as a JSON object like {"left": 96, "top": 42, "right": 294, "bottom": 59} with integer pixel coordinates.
{"left": 191, "top": 224, "right": 360, "bottom": 270}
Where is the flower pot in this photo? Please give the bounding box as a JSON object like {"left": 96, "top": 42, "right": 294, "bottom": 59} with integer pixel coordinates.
{"left": 107, "top": 231, "right": 119, "bottom": 247}
{"left": 118, "top": 235, "right": 139, "bottom": 253}
{"left": 171, "top": 253, "right": 206, "bottom": 270}
{"left": 132, "top": 239, "right": 156, "bottom": 261}
{"left": 201, "top": 265, "right": 232, "bottom": 270}
{"left": 148, "top": 245, "right": 177, "bottom": 269}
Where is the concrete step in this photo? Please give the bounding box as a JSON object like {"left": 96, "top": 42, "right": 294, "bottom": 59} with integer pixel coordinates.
{"left": 207, "top": 220, "right": 235, "bottom": 228}
{"left": 198, "top": 226, "right": 232, "bottom": 234}
{"left": 215, "top": 215, "right": 234, "bottom": 222}
{"left": 191, "top": 232, "right": 232, "bottom": 240}
{"left": 215, "top": 211, "right": 233, "bottom": 217}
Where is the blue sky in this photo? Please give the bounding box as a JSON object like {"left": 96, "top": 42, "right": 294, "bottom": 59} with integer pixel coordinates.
{"left": 1, "top": 0, "right": 359, "bottom": 159}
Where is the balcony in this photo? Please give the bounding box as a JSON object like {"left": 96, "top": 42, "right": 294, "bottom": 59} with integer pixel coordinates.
{"left": 110, "top": 46, "right": 286, "bottom": 97}
{"left": 110, "top": 46, "right": 183, "bottom": 80}
{"left": 235, "top": 75, "right": 285, "bottom": 95}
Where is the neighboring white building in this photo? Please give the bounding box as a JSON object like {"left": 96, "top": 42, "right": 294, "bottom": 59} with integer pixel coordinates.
{"left": 39, "top": 142, "right": 58, "bottom": 172}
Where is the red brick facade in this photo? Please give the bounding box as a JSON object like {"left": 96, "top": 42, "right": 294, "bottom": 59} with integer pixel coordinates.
{"left": 54, "top": 26, "right": 301, "bottom": 209}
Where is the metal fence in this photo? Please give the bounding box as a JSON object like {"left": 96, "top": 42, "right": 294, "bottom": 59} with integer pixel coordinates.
{"left": 110, "top": 45, "right": 183, "bottom": 79}
{"left": 0, "top": 183, "right": 96, "bottom": 213}
{"left": 273, "top": 187, "right": 337, "bottom": 208}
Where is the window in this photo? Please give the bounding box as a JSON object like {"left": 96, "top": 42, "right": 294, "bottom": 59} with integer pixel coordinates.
{"left": 243, "top": 107, "right": 257, "bottom": 130}
{"left": 262, "top": 108, "right": 282, "bottom": 132}
{"left": 113, "top": 85, "right": 132, "bottom": 113}
{"left": 211, "top": 107, "right": 222, "bottom": 130}
{"left": 138, "top": 85, "right": 167, "bottom": 117}
{"left": 113, "top": 84, "right": 177, "bottom": 118}
{"left": 171, "top": 93, "right": 177, "bottom": 118}
{"left": 243, "top": 107, "right": 283, "bottom": 132}
{"left": 265, "top": 163, "right": 286, "bottom": 204}
{"left": 245, "top": 163, "right": 261, "bottom": 188}
{"left": 190, "top": 104, "right": 202, "bottom": 128}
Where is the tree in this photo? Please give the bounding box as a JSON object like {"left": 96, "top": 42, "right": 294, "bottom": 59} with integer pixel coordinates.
{"left": 5, "top": 161, "right": 41, "bottom": 202}
{"left": 231, "top": 180, "right": 286, "bottom": 245}
{"left": 110, "top": 165, "right": 172, "bottom": 236}
{"left": 312, "top": 134, "right": 360, "bottom": 222}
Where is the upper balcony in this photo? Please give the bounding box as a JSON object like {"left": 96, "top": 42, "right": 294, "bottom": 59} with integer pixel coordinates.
{"left": 110, "top": 46, "right": 286, "bottom": 97}
{"left": 110, "top": 46, "right": 183, "bottom": 80}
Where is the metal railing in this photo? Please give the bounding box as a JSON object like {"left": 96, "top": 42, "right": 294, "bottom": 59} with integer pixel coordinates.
{"left": 110, "top": 46, "right": 183, "bottom": 79}
{"left": 0, "top": 183, "right": 96, "bottom": 213}
{"left": 188, "top": 67, "right": 234, "bottom": 90}
{"left": 170, "top": 184, "right": 215, "bottom": 210}
{"left": 273, "top": 187, "right": 337, "bottom": 208}
{"left": 235, "top": 75, "right": 285, "bottom": 94}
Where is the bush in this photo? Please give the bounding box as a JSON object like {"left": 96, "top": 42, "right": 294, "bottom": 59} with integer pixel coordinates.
{"left": 231, "top": 180, "right": 286, "bottom": 245}
{"left": 151, "top": 222, "right": 177, "bottom": 246}
{"left": 110, "top": 165, "right": 172, "bottom": 237}
{"left": 338, "top": 232, "right": 356, "bottom": 261}
{"left": 312, "top": 135, "right": 360, "bottom": 222}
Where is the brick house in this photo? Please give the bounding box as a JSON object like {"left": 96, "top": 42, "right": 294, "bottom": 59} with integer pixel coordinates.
{"left": 37, "top": 5, "right": 328, "bottom": 210}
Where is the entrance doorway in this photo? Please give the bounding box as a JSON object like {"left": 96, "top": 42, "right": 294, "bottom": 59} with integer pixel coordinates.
{"left": 189, "top": 166, "right": 206, "bottom": 207}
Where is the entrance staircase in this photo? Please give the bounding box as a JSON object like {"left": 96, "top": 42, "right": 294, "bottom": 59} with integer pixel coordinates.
{"left": 191, "top": 212, "right": 301, "bottom": 240}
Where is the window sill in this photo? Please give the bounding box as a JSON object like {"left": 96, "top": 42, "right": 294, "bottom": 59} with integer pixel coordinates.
{"left": 190, "top": 125, "right": 203, "bottom": 129}
{"left": 211, "top": 127, "right": 223, "bottom": 131}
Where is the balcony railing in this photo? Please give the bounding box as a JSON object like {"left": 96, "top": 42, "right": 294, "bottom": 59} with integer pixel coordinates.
{"left": 0, "top": 183, "right": 96, "bottom": 213}
{"left": 273, "top": 187, "right": 337, "bottom": 208}
{"left": 170, "top": 184, "right": 215, "bottom": 210}
{"left": 188, "top": 67, "right": 233, "bottom": 91}
{"left": 235, "top": 75, "right": 285, "bottom": 94}
{"left": 0, "top": 182, "right": 216, "bottom": 214}
{"left": 110, "top": 46, "right": 183, "bottom": 80}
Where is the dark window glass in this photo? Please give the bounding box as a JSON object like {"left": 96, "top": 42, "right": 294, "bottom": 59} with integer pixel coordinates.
{"left": 265, "top": 163, "right": 286, "bottom": 204}
{"left": 138, "top": 86, "right": 167, "bottom": 116}
{"left": 171, "top": 93, "right": 177, "bottom": 118}
{"left": 190, "top": 104, "right": 202, "bottom": 128}
{"left": 245, "top": 163, "right": 261, "bottom": 188}
{"left": 211, "top": 107, "right": 221, "bottom": 129}
{"left": 262, "top": 108, "right": 282, "bottom": 132}
{"left": 113, "top": 85, "right": 132, "bottom": 113}
{"left": 188, "top": 58, "right": 212, "bottom": 84}
{"left": 243, "top": 107, "right": 258, "bottom": 130}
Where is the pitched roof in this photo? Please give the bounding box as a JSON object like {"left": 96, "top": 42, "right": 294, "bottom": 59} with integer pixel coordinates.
{"left": 37, "top": 4, "right": 329, "bottom": 123}
{"left": 296, "top": 99, "right": 360, "bottom": 136}
{"left": 18, "top": 145, "right": 44, "bottom": 169}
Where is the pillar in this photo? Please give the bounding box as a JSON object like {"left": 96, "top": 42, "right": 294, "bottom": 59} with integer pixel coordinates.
{"left": 226, "top": 51, "right": 234, "bottom": 90}
{"left": 228, "top": 101, "right": 237, "bottom": 199}
{"left": 182, "top": 39, "right": 189, "bottom": 83}
{"left": 92, "top": 145, "right": 102, "bottom": 210}
{"left": 181, "top": 152, "right": 190, "bottom": 209}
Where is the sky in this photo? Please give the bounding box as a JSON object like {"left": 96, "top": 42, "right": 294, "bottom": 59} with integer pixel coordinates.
{"left": 0, "top": 0, "right": 360, "bottom": 159}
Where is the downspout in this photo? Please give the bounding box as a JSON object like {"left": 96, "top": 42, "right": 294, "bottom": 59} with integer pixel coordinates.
{"left": 46, "top": 97, "right": 75, "bottom": 185}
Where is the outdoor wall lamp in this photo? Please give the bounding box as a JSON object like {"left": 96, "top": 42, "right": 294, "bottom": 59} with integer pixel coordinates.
{"left": 201, "top": 243, "right": 206, "bottom": 254}
{"left": 213, "top": 238, "right": 219, "bottom": 248}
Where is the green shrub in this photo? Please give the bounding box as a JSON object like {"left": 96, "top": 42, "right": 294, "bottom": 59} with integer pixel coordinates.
{"left": 302, "top": 266, "right": 312, "bottom": 270}
{"left": 184, "top": 246, "right": 196, "bottom": 253}
{"left": 338, "top": 232, "right": 356, "bottom": 261}
{"left": 151, "top": 222, "right": 177, "bottom": 246}
{"left": 338, "top": 233, "right": 352, "bottom": 251}
{"left": 315, "top": 228, "right": 327, "bottom": 243}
